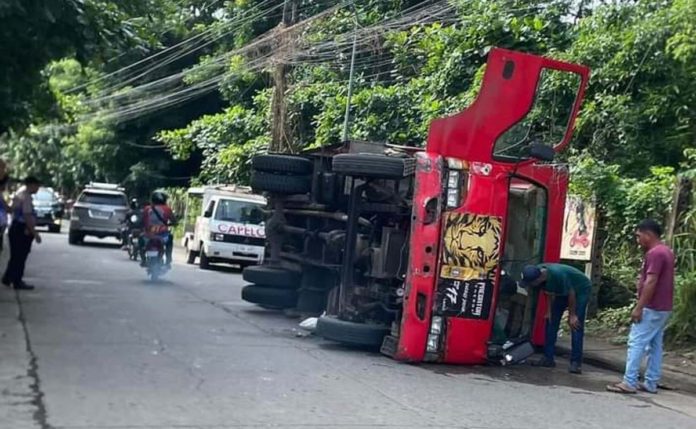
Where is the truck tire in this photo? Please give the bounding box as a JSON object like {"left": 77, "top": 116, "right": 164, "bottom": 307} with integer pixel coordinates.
{"left": 199, "top": 247, "right": 211, "bottom": 269}
{"left": 315, "top": 316, "right": 390, "bottom": 348}
{"left": 242, "top": 265, "right": 300, "bottom": 289}
{"left": 68, "top": 231, "right": 83, "bottom": 245}
{"left": 251, "top": 171, "right": 311, "bottom": 195}
{"left": 332, "top": 153, "right": 415, "bottom": 179}
{"left": 242, "top": 285, "right": 297, "bottom": 309}
{"left": 186, "top": 248, "right": 197, "bottom": 264}
{"left": 252, "top": 154, "right": 313, "bottom": 175}
{"left": 48, "top": 224, "right": 61, "bottom": 233}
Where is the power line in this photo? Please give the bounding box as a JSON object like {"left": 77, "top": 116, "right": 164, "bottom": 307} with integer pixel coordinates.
{"left": 65, "top": 0, "right": 280, "bottom": 95}
{"left": 76, "top": 1, "right": 461, "bottom": 125}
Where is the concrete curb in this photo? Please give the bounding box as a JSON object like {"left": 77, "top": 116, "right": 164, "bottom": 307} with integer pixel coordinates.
{"left": 556, "top": 344, "right": 696, "bottom": 395}
{"left": 0, "top": 245, "right": 41, "bottom": 428}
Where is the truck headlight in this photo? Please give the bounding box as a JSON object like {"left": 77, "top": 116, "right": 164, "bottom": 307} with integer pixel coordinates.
{"left": 426, "top": 334, "right": 440, "bottom": 352}
{"left": 446, "top": 188, "right": 460, "bottom": 208}
{"left": 211, "top": 233, "right": 225, "bottom": 242}
{"left": 447, "top": 170, "right": 459, "bottom": 188}
{"left": 430, "top": 316, "right": 442, "bottom": 335}
{"left": 445, "top": 170, "right": 462, "bottom": 208}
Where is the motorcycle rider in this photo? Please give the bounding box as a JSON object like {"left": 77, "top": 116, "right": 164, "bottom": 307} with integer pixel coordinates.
{"left": 121, "top": 198, "right": 142, "bottom": 249}
{"left": 140, "top": 191, "right": 174, "bottom": 267}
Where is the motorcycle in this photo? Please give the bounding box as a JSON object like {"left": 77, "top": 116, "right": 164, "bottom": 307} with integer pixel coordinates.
{"left": 122, "top": 212, "right": 143, "bottom": 260}
{"left": 144, "top": 234, "right": 170, "bottom": 281}
{"left": 127, "top": 227, "right": 142, "bottom": 261}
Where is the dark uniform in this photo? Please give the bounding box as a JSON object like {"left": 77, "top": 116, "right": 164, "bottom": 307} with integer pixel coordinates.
{"left": 3, "top": 186, "right": 37, "bottom": 288}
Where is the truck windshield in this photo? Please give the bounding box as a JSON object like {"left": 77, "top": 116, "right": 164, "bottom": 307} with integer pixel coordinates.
{"left": 494, "top": 68, "right": 581, "bottom": 160}
{"left": 79, "top": 192, "right": 127, "bottom": 206}
{"left": 215, "top": 199, "right": 264, "bottom": 225}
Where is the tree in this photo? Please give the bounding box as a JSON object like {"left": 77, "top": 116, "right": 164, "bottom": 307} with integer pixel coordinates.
{"left": 567, "top": 0, "right": 696, "bottom": 175}
{"left": 0, "top": 0, "right": 176, "bottom": 132}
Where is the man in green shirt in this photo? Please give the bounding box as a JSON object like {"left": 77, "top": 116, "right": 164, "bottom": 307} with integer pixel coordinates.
{"left": 521, "top": 263, "right": 592, "bottom": 374}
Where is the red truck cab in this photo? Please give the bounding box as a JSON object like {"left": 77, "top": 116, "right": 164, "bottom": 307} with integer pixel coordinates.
{"left": 386, "top": 48, "right": 590, "bottom": 364}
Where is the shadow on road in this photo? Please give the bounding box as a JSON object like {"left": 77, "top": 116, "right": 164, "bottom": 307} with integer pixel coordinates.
{"left": 137, "top": 278, "right": 175, "bottom": 286}
{"left": 421, "top": 358, "right": 617, "bottom": 394}
{"left": 201, "top": 264, "right": 244, "bottom": 274}
{"left": 76, "top": 241, "right": 122, "bottom": 249}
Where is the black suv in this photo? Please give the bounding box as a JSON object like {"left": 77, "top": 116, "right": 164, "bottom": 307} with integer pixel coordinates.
{"left": 33, "top": 187, "right": 65, "bottom": 233}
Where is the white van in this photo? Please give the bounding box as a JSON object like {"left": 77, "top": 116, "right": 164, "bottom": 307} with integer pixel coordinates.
{"left": 181, "top": 185, "right": 266, "bottom": 269}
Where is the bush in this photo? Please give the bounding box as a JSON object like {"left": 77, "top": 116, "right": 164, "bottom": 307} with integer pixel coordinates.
{"left": 586, "top": 304, "right": 633, "bottom": 344}
{"left": 666, "top": 273, "right": 696, "bottom": 345}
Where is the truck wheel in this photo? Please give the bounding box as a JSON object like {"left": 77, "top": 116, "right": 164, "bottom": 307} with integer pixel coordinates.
{"left": 186, "top": 249, "right": 197, "bottom": 264}
{"left": 251, "top": 171, "right": 311, "bottom": 195}
{"left": 242, "top": 285, "right": 297, "bottom": 309}
{"left": 332, "top": 153, "right": 415, "bottom": 179}
{"left": 252, "top": 154, "right": 313, "bottom": 175}
{"left": 316, "top": 316, "right": 390, "bottom": 348}
{"left": 199, "top": 248, "right": 210, "bottom": 269}
{"left": 48, "top": 224, "right": 61, "bottom": 233}
{"left": 68, "top": 231, "right": 83, "bottom": 245}
{"left": 242, "top": 265, "right": 300, "bottom": 289}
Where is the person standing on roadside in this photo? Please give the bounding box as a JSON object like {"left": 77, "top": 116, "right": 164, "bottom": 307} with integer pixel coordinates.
{"left": 2, "top": 176, "right": 42, "bottom": 290}
{"left": 607, "top": 219, "right": 675, "bottom": 394}
{"left": 520, "top": 263, "right": 592, "bottom": 374}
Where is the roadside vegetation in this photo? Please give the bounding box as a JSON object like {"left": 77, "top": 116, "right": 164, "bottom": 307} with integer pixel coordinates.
{"left": 0, "top": 0, "right": 695, "bottom": 346}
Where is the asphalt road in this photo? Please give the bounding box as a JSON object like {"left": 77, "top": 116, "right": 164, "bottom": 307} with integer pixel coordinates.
{"left": 2, "top": 230, "right": 696, "bottom": 429}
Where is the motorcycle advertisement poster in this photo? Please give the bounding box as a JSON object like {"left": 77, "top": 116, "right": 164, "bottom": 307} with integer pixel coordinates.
{"left": 561, "top": 195, "right": 596, "bottom": 261}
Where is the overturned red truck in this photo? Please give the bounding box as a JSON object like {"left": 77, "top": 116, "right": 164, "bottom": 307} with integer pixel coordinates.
{"left": 242, "top": 48, "right": 590, "bottom": 365}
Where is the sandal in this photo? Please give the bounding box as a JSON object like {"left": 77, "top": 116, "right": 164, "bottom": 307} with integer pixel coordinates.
{"left": 606, "top": 382, "right": 637, "bottom": 394}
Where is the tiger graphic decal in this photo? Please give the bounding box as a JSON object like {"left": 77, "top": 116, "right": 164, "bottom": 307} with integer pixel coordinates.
{"left": 439, "top": 212, "right": 502, "bottom": 281}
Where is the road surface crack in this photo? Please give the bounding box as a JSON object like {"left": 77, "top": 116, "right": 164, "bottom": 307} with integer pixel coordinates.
{"left": 15, "top": 289, "right": 54, "bottom": 429}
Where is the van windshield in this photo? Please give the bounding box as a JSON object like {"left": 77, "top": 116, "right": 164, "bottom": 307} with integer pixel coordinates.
{"left": 214, "top": 199, "right": 264, "bottom": 225}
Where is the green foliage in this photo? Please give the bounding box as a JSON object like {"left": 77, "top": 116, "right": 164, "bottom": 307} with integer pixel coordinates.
{"left": 570, "top": 153, "right": 675, "bottom": 247}
{"left": 666, "top": 273, "right": 696, "bottom": 344}
{"left": 586, "top": 304, "right": 633, "bottom": 335}
{"left": 567, "top": 0, "right": 696, "bottom": 176}
{"left": 0, "top": 0, "right": 176, "bottom": 132}
{"left": 156, "top": 102, "right": 269, "bottom": 184}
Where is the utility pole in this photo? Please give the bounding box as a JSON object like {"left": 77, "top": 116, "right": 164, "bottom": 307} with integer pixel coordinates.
{"left": 341, "top": 4, "right": 359, "bottom": 142}
{"left": 269, "top": 0, "right": 298, "bottom": 153}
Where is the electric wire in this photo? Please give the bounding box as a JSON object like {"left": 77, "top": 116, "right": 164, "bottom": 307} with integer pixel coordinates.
{"left": 81, "top": 2, "right": 453, "bottom": 119}
{"left": 66, "top": 0, "right": 280, "bottom": 95}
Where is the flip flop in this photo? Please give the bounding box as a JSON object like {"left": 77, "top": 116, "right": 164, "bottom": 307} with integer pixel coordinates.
{"left": 606, "top": 382, "right": 637, "bottom": 394}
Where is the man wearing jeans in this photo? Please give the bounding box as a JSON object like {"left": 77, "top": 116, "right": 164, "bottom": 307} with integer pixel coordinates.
{"left": 521, "top": 263, "right": 592, "bottom": 374}
{"left": 607, "top": 219, "right": 675, "bottom": 394}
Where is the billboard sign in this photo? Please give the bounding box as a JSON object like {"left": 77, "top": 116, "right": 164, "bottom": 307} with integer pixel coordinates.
{"left": 561, "top": 195, "right": 595, "bottom": 261}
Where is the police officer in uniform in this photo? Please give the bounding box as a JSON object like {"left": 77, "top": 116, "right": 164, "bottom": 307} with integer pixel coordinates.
{"left": 2, "top": 176, "right": 42, "bottom": 290}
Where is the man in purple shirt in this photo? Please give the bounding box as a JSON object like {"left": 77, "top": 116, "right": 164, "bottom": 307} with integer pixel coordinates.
{"left": 607, "top": 219, "right": 675, "bottom": 394}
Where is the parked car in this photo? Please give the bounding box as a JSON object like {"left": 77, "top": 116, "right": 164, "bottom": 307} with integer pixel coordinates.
{"left": 69, "top": 183, "right": 128, "bottom": 245}
{"left": 33, "top": 187, "right": 64, "bottom": 233}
